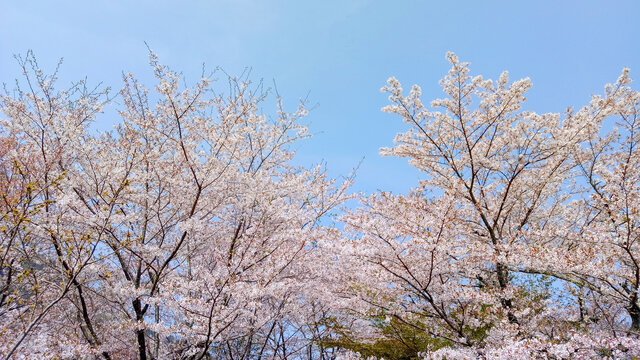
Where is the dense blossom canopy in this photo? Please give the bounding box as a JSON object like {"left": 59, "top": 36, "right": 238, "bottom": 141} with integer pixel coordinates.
{"left": 335, "top": 53, "right": 640, "bottom": 359}
{"left": 1, "top": 52, "right": 639, "bottom": 359}
{"left": 0, "top": 52, "right": 351, "bottom": 359}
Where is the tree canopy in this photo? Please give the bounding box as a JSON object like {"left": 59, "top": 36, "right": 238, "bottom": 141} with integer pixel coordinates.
{"left": 1, "top": 52, "right": 639, "bottom": 359}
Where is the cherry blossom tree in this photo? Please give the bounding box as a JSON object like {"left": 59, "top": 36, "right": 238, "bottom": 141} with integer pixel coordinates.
{"left": 336, "top": 53, "right": 640, "bottom": 359}
{"left": 528, "top": 67, "right": 640, "bottom": 354}
{"left": 0, "top": 53, "right": 111, "bottom": 359}
{"left": 0, "top": 51, "right": 351, "bottom": 359}
{"left": 3, "top": 49, "right": 639, "bottom": 360}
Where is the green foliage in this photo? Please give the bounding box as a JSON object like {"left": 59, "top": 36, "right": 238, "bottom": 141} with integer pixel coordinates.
{"left": 318, "top": 313, "right": 452, "bottom": 360}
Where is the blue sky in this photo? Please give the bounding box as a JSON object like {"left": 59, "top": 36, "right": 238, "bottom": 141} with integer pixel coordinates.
{"left": 2, "top": 1, "right": 639, "bottom": 195}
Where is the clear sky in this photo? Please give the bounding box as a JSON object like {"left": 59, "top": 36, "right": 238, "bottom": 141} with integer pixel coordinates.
{"left": 2, "top": 1, "right": 639, "bottom": 195}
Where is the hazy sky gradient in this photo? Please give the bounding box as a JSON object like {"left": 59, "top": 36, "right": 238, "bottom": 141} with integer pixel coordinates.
{"left": 2, "top": 0, "right": 639, "bottom": 194}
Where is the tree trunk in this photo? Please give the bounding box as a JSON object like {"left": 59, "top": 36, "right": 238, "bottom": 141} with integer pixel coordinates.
{"left": 628, "top": 300, "right": 640, "bottom": 333}
{"left": 133, "top": 298, "right": 148, "bottom": 360}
